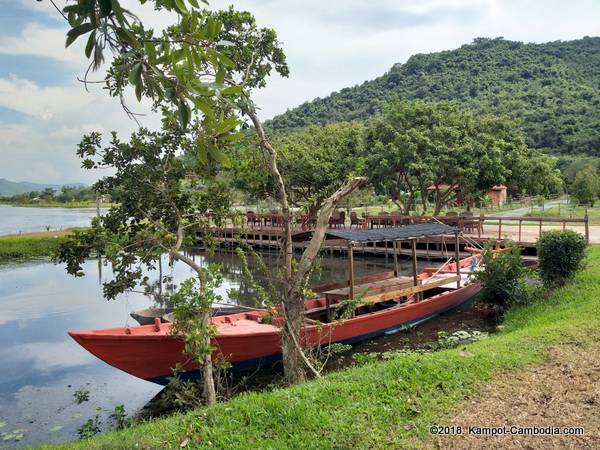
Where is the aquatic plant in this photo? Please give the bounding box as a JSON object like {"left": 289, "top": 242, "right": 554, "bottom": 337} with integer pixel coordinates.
{"left": 73, "top": 388, "right": 90, "bottom": 404}
{"left": 437, "top": 330, "right": 489, "bottom": 349}
{"left": 77, "top": 415, "right": 101, "bottom": 440}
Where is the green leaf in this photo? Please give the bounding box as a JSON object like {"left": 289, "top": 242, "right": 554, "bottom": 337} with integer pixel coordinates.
{"left": 110, "top": 0, "right": 128, "bottom": 25}
{"left": 214, "top": 115, "right": 239, "bottom": 135}
{"left": 115, "top": 27, "right": 139, "bottom": 48}
{"left": 208, "top": 145, "right": 231, "bottom": 167}
{"left": 218, "top": 53, "right": 236, "bottom": 69}
{"left": 187, "top": 0, "right": 200, "bottom": 8}
{"left": 144, "top": 41, "right": 156, "bottom": 64}
{"left": 174, "top": 0, "right": 188, "bottom": 14}
{"left": 178, "top": 101, "right": 190, "bottom": 129}
{"left": 191, "top": 97, "right": 214, "bottom": 118}
{"left": 65, "top": 23, "right": 95, "bottom": 48}
{"left": 84, "top": 31, "right": 96, "bottom": 58}
{"left": 221, "top": 85, "right": 243, "bottom": 96}
{"left": 220, "top": 132, "right": 245, "bottom": 142}
{"left": 196, "top": 138, "right": 208, "bottom": 164}
{"left": 128, "top": 62, "right": 143, "bottom": 86}
{"left": 98, "top": 0, "right": 112, "bottom": 17}
{"left": 215, "top": 67, "right": 225, "bottom": 84}
{"left": 135, "top": 81, "right": 144, "bottom": 101}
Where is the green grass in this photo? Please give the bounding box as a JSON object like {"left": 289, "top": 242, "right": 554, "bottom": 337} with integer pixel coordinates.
{"left": 45, "top": 246, "right": 600, "bottom": 449}
{"left": 525, "top": 204, "right": 600, "bottom": 224}
{"left": 0, "top": 233, "right": 68, "bottom": 262}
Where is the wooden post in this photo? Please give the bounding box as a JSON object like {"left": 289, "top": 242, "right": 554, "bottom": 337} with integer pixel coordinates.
{"left": 538, "top": 219, "right": 542, "bottom": 240}
{"left": 562, "top": 220, "right": 566, "bottom": 231}
{"left": 478, "top": 213, "right": 483, "bottom": 238}
{"left": 393, "top": 240, "right": 399, "bottom": 277}
{"left": 348, "top": 242, "right": 355, "bottom": 301}
{"left": 585, "top": 214, "right": 590, "bottom": 244}
{"left": 498, "top": 218, "right": 502, "bottom": 239}
{"left": 411, "top": 239, "right": 419, "bottom": 301}
{"left": 455, "top": 232, "right": 461, "bottom": 289}
{"left": 518, "top": 219, "right": 522, "bottom": 244}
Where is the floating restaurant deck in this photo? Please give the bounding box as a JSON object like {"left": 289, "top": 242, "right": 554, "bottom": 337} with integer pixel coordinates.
{"left": 197, "top": 213, "right": 589, "bottom": 260}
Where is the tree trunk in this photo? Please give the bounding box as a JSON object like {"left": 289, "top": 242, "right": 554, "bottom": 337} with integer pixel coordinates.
{"left": 280, "top": 291, "right": 305, "bottom": 384}
{"left": 433, "top": 188, "right": 443, "bottom": 215}
{"left": 420, "top": 186, "right": 428, "bottom": 213}
{"left": 169, "top": 247, "right": 217, "bottom": 405}
{"left": 200, "top": 308, "right": 217, "bottom": 404}
{"left": 245, "top": 101, "right": 366, "bottom": 384}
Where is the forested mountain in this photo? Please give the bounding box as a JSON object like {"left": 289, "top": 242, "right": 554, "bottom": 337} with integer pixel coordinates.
{"left": 0, "top": 178, "right": 85, "bottom": 196}
{"left": 268, "top": 37, "right": 600, "bottom": 156}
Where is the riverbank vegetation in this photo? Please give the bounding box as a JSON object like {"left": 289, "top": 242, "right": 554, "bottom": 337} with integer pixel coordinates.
{"left": 0, "top": 232, "right": 71, "bottom": 262}
{"left": 46, "top": 244, "right": 599, "bottom": 449}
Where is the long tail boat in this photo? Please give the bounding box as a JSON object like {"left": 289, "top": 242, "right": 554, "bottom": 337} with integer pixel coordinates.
{"left": 69, "top": 224, "right": 482, "bottom": 385}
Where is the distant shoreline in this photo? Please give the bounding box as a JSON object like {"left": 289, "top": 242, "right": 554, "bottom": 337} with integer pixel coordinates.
{"left": 0, "top": 202, "right": 113, "bottom": 209}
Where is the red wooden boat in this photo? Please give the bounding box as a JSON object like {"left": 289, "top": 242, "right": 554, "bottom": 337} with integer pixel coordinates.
{"left": 69, "top": 257, "right": 480, "bottom": 385}
{"left": 69, "top": 224, "right": 483, "bottom": 384}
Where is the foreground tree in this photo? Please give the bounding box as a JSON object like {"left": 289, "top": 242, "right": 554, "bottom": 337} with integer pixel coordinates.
{"left": 55, "top": 125, "right": 234, "bottom": 404}
{"left": 56, "top": 1, "right": 365, "bottom": 386}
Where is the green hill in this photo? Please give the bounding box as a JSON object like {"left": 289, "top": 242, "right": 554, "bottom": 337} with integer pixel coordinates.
{"left": 268, "top": 37, "right": 600, "bottom": 156}
{"left": 0, "top": 178, "right": 86, "bottom": 196}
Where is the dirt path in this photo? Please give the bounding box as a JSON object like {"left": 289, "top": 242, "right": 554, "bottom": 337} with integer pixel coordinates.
{"left": 430, "top": 344, "right": 600, "bottom": 449}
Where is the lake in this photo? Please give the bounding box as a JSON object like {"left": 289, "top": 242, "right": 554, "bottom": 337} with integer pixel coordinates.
{"left": 0, "top": 205, "right": 105, "bottom": 236}
{"left": 0, "top": 249, "right": 426, "bottom": 447}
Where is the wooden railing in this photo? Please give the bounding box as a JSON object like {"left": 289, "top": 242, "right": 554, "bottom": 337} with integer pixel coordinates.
{"left": 481, "top": 215, "right": 589, "bottom": 243}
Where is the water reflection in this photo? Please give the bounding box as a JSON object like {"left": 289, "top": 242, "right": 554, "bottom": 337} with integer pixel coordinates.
{"left": 0, "top": 205, "right": 107, "bottom": 236}
{"left": 0, "top": 249, "right": 427, "bottom": 447}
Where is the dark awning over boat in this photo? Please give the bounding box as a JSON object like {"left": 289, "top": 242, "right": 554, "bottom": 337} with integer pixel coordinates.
{"left": 292, "top": 223, "right": 459, "bottom": 243}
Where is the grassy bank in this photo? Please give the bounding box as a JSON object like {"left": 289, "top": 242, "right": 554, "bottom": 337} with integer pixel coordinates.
{"left": 46, "top": 246, "right": 600, "bottom": 449}
{"left": 525, "top": 204, "right": 600, "bottom": 224}
{"left": 0, "top": 230, "right": 76, "bottom": 262}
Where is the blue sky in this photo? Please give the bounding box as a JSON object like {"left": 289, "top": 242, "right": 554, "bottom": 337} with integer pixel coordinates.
{"left": 1, "top": 0, "right": 599, "bottom": 184}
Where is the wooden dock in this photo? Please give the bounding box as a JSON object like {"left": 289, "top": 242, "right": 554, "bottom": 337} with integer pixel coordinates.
{"left": 197, "top": 214, "right": 588, "bottom": 260}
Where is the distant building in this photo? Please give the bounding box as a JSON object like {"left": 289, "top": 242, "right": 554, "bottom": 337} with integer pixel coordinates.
{"left": 427, "top": 184, "right": 507, "bottom": 207}
{"left": 488, "top": 185, "right": 507, "bottom": 207}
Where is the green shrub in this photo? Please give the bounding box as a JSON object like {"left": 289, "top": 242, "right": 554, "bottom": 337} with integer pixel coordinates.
{"left": 474, "top": 240, "right": 528, "bottom": 309}
{"left": 537, "top": 230, "right": 587, "bottom": 286}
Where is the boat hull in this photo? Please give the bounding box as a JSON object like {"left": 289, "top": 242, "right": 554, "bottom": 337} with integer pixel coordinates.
{"left": 69, "top": 281, "right": 481, "bottom": 385}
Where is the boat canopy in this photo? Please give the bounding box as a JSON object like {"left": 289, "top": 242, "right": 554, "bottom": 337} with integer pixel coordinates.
{"left": 292, "top": 223, "right": 459, "bottom": 243}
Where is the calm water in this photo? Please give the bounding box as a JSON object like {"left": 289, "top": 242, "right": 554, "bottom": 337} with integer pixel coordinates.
{"left": 0, "top": 249, "right": 426, "bottom": 447}
{"left": 0, "top": 205, "right": 106, "bottom": 236}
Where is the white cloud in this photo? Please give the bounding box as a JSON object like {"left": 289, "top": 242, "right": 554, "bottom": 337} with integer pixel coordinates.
{"left": 11, "top": 340, "right": 96, "bottom": 372}
{"left": 0, "top": 75, "right": 98, "bottom": 120}
{"left": 0, "top": 22, "right": 80, "bottom": 64}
